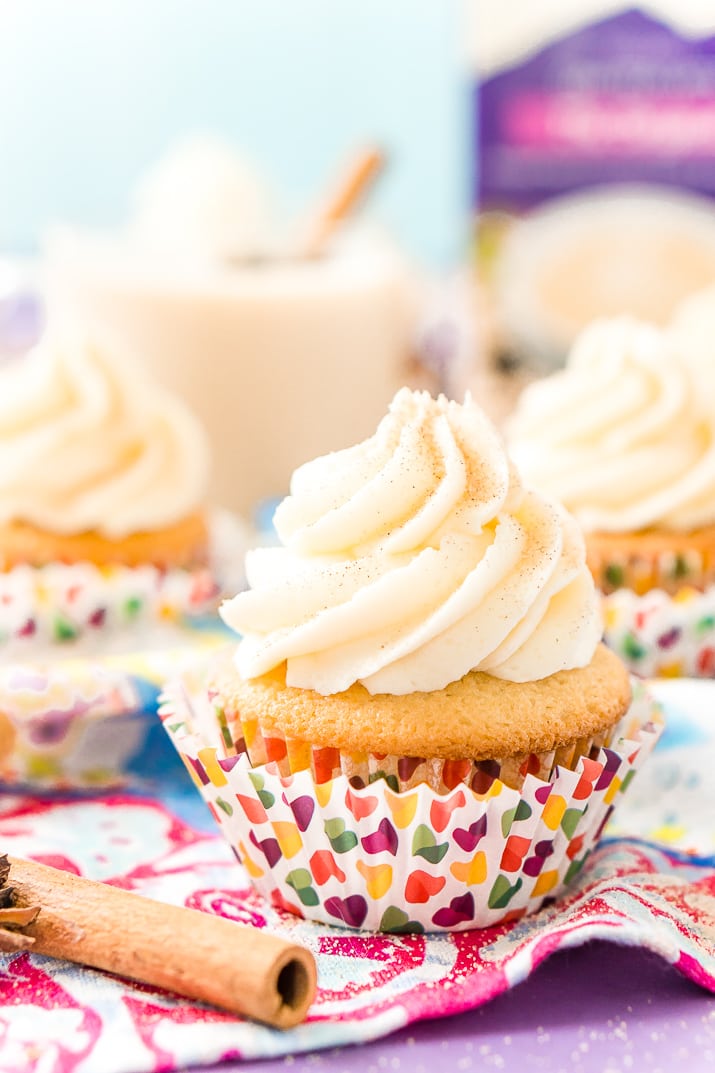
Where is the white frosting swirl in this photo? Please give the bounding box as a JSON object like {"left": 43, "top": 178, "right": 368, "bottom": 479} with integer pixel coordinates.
{"left": 221, "top": 388, "right": 600, "bottom": 695}
{"left": 669, "top": 284, "right": 715, "bottom": 390}
{"left": 0, "top": 335, "right": 210, "bottom": 538}
{"left": 507, "top": 316, "right": 715, "bottom": 534}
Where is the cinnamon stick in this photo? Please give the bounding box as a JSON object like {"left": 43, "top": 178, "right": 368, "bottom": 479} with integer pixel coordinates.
{"left": 4, "top": 855, "right": 316, "bottom": 1029}
{"left": 302, "top": 146, "right": 385, "bottom": 257}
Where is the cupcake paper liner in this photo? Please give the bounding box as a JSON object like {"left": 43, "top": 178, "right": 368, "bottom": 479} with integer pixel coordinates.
{"left": 0, "top": 662, "right": 152, "bottom": 789}
{"left": 0, "top": 561, "right": 219, "bottom": 651}
{"left": 161, "top": 669, "right": 663, "bottom": 932}
{"left": 216, "top": 691, "right": 617, "bottom": 794}
{"left": 0, "top": 506, "right": 251, "bottom": 791}
{"left": 603, "top": 585, "right": 715, "bottom": 678}
{"left": 0, "top": 507, "right": 254, "bottom": 654}
{"left": 589, "top": 543, "right": 715, "bottom": 597}
{"left": 0, "top": 624, "right": 230, "bottom": 790}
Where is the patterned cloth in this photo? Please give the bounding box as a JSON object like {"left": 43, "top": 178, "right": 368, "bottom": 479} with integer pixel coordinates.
{"left": 0, "top": 680, "right": 713, "bottom": 1073}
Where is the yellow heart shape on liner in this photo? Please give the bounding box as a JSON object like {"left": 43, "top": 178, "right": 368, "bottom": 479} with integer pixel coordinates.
{"left": 356, "top": 860, "right": 393, "bottom": 900}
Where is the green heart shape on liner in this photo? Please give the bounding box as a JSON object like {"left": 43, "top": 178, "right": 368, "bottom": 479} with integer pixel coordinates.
{"left": 324, "top": 817, "right": 359, "bottom": 854}
{"left": 623, "top": 632, "right": 646, "bottom": 661}
{"left": 500, "top": 799, "right": 533, "bottom": 838}
{"left": 53, "top": 615, "right": 78, "bottom": 642}
{"left": 411, "top": 826, "right": 449, "bottom": 864}
{"left": 619, "top": 770, "right": 635, "bottom": 794}
{"left": 564, "top": 855, "right": 587, "bottom": 885}
{"left": 368, "top": 770, "right": 400, "bottom": 793}
{"left": 488, "top": 874, "right": 523, "bottom": 910}
{"left": 379, "top": 906, "right": 425, "bottom": 934}
{"left": 560, "top": 807, "right": 583, "bottom": 839}
{"left": 286, "top": 869, "right": 320, "bottom": 907}
{"left": 124, "top": 596, "right": 142, "bottom": 617}
{"left": 248, "top": 771, "right": 275, "bottom": 810}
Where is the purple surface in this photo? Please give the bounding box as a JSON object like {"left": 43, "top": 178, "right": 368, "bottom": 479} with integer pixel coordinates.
{"left": 477, "top": 8, "right": 715, "bottom": 209}
{"left": 208, "top": 940, "right": 715, "bottom": 1073}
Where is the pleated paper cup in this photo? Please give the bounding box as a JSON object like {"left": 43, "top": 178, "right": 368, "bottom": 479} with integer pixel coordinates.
{"left": 588, "top": 540, "right": 715, "bottom": 598}
{"left": 161, "top": 669, "right": 664, "bottom": 933}
{"left": 603, "top": 585, "right": 715, "bottom": 678}
{"left": 212, "top": 687, "right": 619, "bottom": 795}
{"left": 0, "top": 662, "right": 154, "bottom": 790}
{"left": 0, "top": 562, "right": 218, "bottom": 653}
{"left": 0, "top": 625, "right": 229, "bottom": 791}
{"left": 0, "top": 508, "right": 255, "bottom": 656}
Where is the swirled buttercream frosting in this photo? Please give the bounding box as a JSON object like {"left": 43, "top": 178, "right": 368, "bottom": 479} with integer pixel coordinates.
{"left": 220, "top": 388, "right": 601, "bottom": 695}
{"left": 507, "top": 316, "right": 715, "bottom": 534}
{"left": 0, "top": 335, "right": 210, "bottom": 538}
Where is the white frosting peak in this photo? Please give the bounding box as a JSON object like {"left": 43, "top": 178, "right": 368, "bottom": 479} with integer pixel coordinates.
{"left": 221, "top": 388, "right": 600, "bottom": 695}
{"left": 0, "top": 334, "right": 210, "bottom": 538}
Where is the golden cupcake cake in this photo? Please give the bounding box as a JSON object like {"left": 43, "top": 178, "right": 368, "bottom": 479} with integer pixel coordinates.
{"left": 508, "top": 315, "right": 715, "bottom": 677}
{"left": 0, "top": 332, "right": 216, "bottom": 652}
{"left": 162, "top": 388, "right": 661, "bottom": 932}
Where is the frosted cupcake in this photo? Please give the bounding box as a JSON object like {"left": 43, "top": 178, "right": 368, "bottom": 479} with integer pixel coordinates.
{"left": 162, "top": 388, "right": 661, "bottom": 932}
{"left": 507, "top": 316, "right": 715, "bottom": 677}
{"left": 0, "top": 332, "right": 217, "bottom": 652}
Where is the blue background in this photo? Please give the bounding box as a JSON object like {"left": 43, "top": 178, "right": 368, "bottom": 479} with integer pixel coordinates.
{"left": 0, "top": 0, "right": 469, "bottom": 267}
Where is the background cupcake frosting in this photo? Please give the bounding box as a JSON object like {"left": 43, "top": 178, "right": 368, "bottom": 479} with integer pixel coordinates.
{"left": 507, "top": 315, "right": 715, "bottom": 534}
{"left": 0, "top": 334, "right": 210, "bottom": 540}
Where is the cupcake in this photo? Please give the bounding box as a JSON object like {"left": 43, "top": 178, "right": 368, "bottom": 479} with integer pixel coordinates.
{"left": 507, "top": 315, "right": 715, "bottom": 677}
{"left": 0, "top": 331, "right": 217, "bottom": 653}
{"left": 162, "top": 388, "right": 661, "bottom": 932}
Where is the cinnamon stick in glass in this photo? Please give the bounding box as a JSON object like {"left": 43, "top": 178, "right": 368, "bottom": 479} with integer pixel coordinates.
{"left": 301, "top": 145, "right": 385, "bottom": 258}
{"left": 1, "top": 855, "right": 316, "bottom": 1029}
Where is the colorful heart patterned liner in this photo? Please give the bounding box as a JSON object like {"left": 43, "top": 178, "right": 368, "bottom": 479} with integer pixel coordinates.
{"left": 160, "top": 671, "right": 663, "bottom": 932}
{"left": 0, "top": 661, "right": 154, "bottom": 789}
{"left": 603, "top": 585, "right": 715, "bottom": 678}
{"left": 0, "top": 625, "right": 230, "bottom": 790}
{"left": 0, "top": 562, "right": 219, "bottom": 651}
{"left": 214, "top": 687, "right": 619, "bottom": 795}
{"left": 588, "top": 541, "right": 715, "bottom": 597}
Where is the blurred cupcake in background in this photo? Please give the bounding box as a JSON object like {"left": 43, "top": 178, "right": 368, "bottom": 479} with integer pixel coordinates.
{"left": 507, "top": 315, "right": 715, "bottom": 678}
{"left": 0, "top": 330, "right": 218, "bottom": 656}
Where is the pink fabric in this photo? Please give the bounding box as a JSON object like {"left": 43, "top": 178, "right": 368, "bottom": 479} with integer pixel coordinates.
{"left": 0, "top": 791, "right": 712, "bottom": 1073}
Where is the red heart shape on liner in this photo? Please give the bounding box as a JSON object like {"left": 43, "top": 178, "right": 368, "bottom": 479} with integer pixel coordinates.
{"left": 429, "top": 790, "right": 466, "bottom": 833}
{"left": 345, "top": 787, "right": 379, "bottom": 821}
{"left": 500, "top": 834, "right": 531, "bottom": 873}
{"left": 270, "top": 889, "right": 304, "bottom": 918}
{"left": 309, "top": 849, "right": 346, "bottom": 886}
{"left": 236, "top": 794, "right": 268, "bottom": 824}
{"left": 405, "top": 870, "right": 447, "bottom": 904}
{"left": 442, "top": 760, "right": 472, "bottom": 790}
